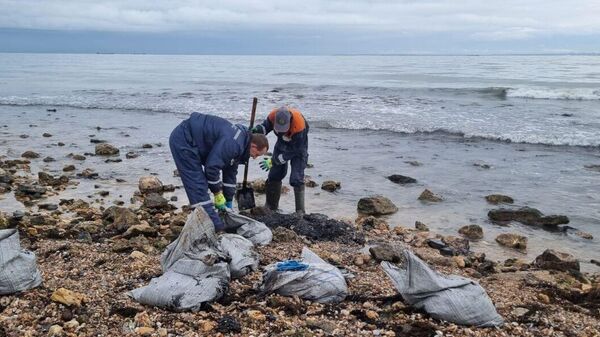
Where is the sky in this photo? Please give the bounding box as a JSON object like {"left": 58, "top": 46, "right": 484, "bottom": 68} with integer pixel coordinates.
{"left": 0, "top": 0, "right": 599, "bottom": 54}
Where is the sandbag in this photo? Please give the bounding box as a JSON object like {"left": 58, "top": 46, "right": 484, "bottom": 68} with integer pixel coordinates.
{"left": 222, "top": 210, "right": 272, "bottom": 246}
{"left": 381, "top": 250, "right": 503, "bottom": 327}
{"left": 0, "top": 229, "right": 42, "bottom": 295}
{"left": 129, "top": 208, "right": 230, "bottom": 311}
{"left": 260, "top": 247, "right": 347, "bottom": 303}
{"left": 218, "top": 233, "right": 259, "bottom": 279}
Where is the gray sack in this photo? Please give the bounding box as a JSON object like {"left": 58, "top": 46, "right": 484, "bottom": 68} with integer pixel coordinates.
{"left": 222, "top": 210, "right": 272, "bottom": 246}
{"left": 218, "top": 233, "right": 259, "bottom": 279}
{"left": 129, "top": 208, "right": 230, "bottom": 311}
{"left": 381, "top": 250, "right": 503, "bottom": 327}
{"left": 0, "top": 229, "right": 42, "bottom": 295}
{"left": 260, "top": 247, "right": 348, "bottom": 303}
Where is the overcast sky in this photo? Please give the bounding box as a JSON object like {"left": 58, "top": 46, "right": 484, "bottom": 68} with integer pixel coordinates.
{"left": 1, "top": 0, "right": 599, "bottom": 54}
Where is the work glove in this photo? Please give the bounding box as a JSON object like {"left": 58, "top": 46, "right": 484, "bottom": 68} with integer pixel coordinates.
{"left": 252, "top": 125, "right": 265, "bottom": 134}
{"left": 214, "top": 192, "right": 227, "bottom": 211}
{"left": 225, "top": 200, "right": 233, "bottom": 209}
{"left": 259, "top": 157, "right": 272, "bottom": 171}
{"left": 201, "top": 204, "right": 225, "bottom": 231}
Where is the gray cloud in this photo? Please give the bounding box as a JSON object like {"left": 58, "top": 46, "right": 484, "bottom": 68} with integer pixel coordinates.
{"left": 1, "top": 0, "right": 599, "bottom": 41}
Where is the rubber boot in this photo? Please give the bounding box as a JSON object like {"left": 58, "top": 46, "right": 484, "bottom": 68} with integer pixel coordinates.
{"left": 294, "top": 185, "right": 305, "bottom": 214}
{"left": 265, "top": 180, "right": 282, "bottom": 211}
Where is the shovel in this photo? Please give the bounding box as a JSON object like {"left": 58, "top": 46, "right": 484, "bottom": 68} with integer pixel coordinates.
{"left": 236, "top": 97, "right": 258, "bottom": 210}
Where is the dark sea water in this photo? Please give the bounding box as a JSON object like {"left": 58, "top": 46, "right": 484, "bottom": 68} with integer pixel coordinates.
{"left": 0, "top": 53, "right": 599, "bottom": 270}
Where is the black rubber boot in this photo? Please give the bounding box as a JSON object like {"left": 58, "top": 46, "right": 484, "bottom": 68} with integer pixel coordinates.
{"left": 265, "top": 180, "right": 282, "bottom": 211}
{"left": 294, "top": 185, "right": 305, "bottom": 214}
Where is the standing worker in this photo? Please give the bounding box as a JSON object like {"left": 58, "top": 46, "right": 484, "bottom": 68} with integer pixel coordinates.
{"left": 253, "top": 106, "right": 309, "bottom": 214}
{"left": 169, "top": 112, "right": 269, "bottom": 230}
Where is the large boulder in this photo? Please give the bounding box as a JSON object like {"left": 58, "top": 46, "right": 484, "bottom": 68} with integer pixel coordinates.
{"left": 485, "top": 194, "right": 514, "bottom": 204}
{"left": 369, "top": 243, "right": 404, "bottom": 263}
{"left": 95, "top": 143, "right": 120, "bottom": 156}
{"left": 387, "top": 174, "right": 417, "bottom": 185}
{"left": 495, "top": 233, "right": 527, "bottom": 250}
{"left": 418, "top": 189, "right": 442, "bottom": 202}
{"left": 142, "top": 193, "right": 170, "bottom": 210}
{"left": 533, "top": 249, "right": 580, "bottom": 272}
{"left": 138, "top": 176, "right": 163, "bottom": 194}
{"left": 458, "top": 224, "right": 484, "bottom": 240}
{"left": 488, "top": 207, "right": 569, "bottom": 227}
{"left": 357, "top": 195, "right": 398, "bottom": 216}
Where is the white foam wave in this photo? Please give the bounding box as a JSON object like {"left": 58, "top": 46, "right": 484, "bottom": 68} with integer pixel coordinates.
{"left": 507, "top": 87, "right": 600, "bottom": 100}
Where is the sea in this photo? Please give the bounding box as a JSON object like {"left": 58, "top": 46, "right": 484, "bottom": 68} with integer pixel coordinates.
{"left": 0, "top": 53, "right": 599, "bottom": 270}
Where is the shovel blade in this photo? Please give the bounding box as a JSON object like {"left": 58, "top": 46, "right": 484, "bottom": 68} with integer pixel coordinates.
{"left": 236, "top": 187, "right": 256, "bottom": 210}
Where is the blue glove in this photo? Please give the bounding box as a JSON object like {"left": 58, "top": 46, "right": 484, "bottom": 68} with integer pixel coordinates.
{"left": 225, "top": 200, "right": 233, "bottom": 209}
{"left": 259, "top": 157, "right": 272, "bottom": 171}
{"left": 202, "top": 204, "right": 224, "bottom": 231}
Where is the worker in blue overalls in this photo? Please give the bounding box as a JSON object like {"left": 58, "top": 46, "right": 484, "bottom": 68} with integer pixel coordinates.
{"left": 169, "top": 112, "right": 269, "bottom": 230}
{"left": 253, "top": 106, "right": 309, "bottom": 214}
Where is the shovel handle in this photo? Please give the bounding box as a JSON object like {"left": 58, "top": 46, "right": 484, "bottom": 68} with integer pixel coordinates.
{"left": 242, "top": 97, "right": 258, "bottom": 188}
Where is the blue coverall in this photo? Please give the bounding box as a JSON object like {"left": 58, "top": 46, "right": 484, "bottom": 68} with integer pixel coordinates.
{"left": 169, "top": 113, "right": 250, "bottom": 229}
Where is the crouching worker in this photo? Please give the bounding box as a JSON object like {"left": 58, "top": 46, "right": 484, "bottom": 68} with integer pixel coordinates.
{"left": 169, "top": 112, "right": 269, "bottom": 231}
{"left": 253, "top": 106, "right": 309, "bottom": 214}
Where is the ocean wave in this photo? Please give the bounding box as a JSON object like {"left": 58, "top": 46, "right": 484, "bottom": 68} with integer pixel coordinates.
{"left": 506, "top": 88, "right": 600, "bottom": 100}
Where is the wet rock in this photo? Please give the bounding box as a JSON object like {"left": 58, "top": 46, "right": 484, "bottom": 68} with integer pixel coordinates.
{"left": 369, "top": 243, "right": 404, "bottom": 263}
{"left": 71, "top": 154, "right": 86, "bottom": 161}
{"left": 63, "top": 165, "right": 76, "bottom": 172}
{"left": 77, "top": 168, "right": 99, "bottom": 179}
{"left": 39, "top": 203, "right": 59, "bottom": 211}
{"left": 162, "top": 184, "right": 176, "bottom": 192}
{"left": 251, "top": 212, "right": 364, "bottom": 244}
{"left": 95, "top": 143, "right": 119, "bottom": 156}
{"left": 485, "top": 194, "right": 514, "bottom": 204}
{"left": 387, "top": 174, "right": 417, "bottom": 184}
{"left": 51, "top": 288, "right": 85, "bottom": 306}
{"left": 488, "top": 207, "right": 569, "bottom": 228}
{"left": 123, "top": 222, "right": 158, "bottom": 239}
{"left": 250, "top": 179, "right": 266, "bottom": 193}
{"left": 405, "top": 160, "right": 422, "bottom": 166}
{"left": 138, "top": 176, "right": 163, "bottom": 194}
{"left": 591, "top": 259, "right": 600, "bottom": 267}
{"left": 458, "top": 224, "right": 483, "bottom": 240}
{"left": 356, "top": 216, "right": 389, "bottom": 231}
{"left": 142, "top": 144, "right": 153, "bottom": 149}
{"left": 43, "top": 133, "right": 52, "bottom": 137}
{"left": 90, "top": 139, "right": 106, "bottom": 144}
{"left": 473, "top": 162, "right": 491, "bottom": 169}
{"left": 98, "top": 190, "right": 109, "bottom": 197}
{"left": 142, "top": 193, "right": 170, "bottom": 210}
{"left": 58, "top": 142, "right": 65, "bottom": 146}
{"left": 584, "top": 164, "right": 600, "bottom": 172}
{"left": 16, "top": 184, "right": 47, "bottom": 199}
{"left": 575, "top": 231, "right": 593, "bottom": 240}
{"left": 357, "top": 195, "right": 398, "bottom": 215}
{"left": 103, "top": 206, "right": 139, "bottom": 232}
{"left": 217, "top": 315, "right": 242, "bottom": 334}
{"left": 304, "top": 177, "right": 318, "bottom": 188}
{"left": 321, "top": 180, "right": 341, "bottom": 192}
{"left": 170, "top": 196, "right": 177, "bottom": 202}
{"left": 38, "top": 172, "right": 69, "bottom": 187}
{"left": 105, "top": 158, "right": 122, "bottom": 163}
{"left": 19, "top": 134, "right": 29, "bottom": 139}
{"left": 43, "top": 156, "right": 55, "bottom": 163}
{"left": 126, "top": 152, "right": 139, "bottom": 159}
{"left": 418, "top": 189, "right": 442, "bottom": 202}
{"left": 0, "top": 168, "right": 13, "bottom": 184}
{"left": 442, "top": 235, "right": 470, "bottom": 255}
{"left": 495, "top": 233, "right": 527, "bottom": 250}
{"left": 426, "top": 239, "right": 456, "bottom": 256}
{"left": 533, "top": 249, "right": 580, "bottom": 272}
{"left": 415, "top": 221, "right": 429, "bottom": 231}
{"left": 22, "top": 151, "right": 40, "bottom": 159}
{"left": 0, "top": 183, "right": 11, "bottom": 193}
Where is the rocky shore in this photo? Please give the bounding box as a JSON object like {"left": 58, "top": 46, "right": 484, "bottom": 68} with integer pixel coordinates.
{"left": 1, "top": 141, "right": 599, "bottom": 337}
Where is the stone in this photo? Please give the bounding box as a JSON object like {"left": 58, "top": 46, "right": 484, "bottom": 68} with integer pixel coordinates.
{"left": 16, "top": 184, "right": 47, "bottom": 199}
{"left": 512, "top": 307, "right": 529, "bottom": 318}
{"left": 387, "top": 174, "right": 417, "bottom": 184}
{"left": 43, "top": 156, "right": 55, "bottom": 162}
{"left": 538, "top": 293, "right": 551, "bottom": 304}
{"left": 43, "top": 133, "right": 52, "bottom": 137}
{"left": 488, "top": 207, "right": 569, "bottom": 228}
{"left": 369, "top": 243, "right": 404, "bottom": 263}
{"left": 304, "top": 177, "right": 318, "bottom": 188}
{"left": 142, "top": 143, "right": 153, "bottom": 149}
{"left": 442, "top": 235, "right": 470, "bottom": 255}
{"left": 458, "top": 224, "right": 484, "bottom": 240}
{"left": 72, "top": 154, "right": 86, "bottom": 161}
{"left": 123, "top": 223, "right": 158, "bottom": 239}
{"left": 51, "top": 288, "right": 85, "bottom": 306}
{"left": 143, "top": 193, "right": 170, "bottom": 210}
{"left": 135, "top": 327, "right": 154, "bottom": 336}
{"left": 272, "top": 227, "right": 300, "bottom": 242}
{"left": 90, "top": 139, "right": 106, "bottom": 144}
{"left": 356, "top": 216, "right": 389, "bottom": 231}
{"left": 533, "top": 249, "right": 580, "bottom": 272}
{"left": 217, "top": 315, "right": 242, "bottom": 334}
{"left": 48, "top": 325, "right": 63, "bottom": 336}
{"left": 357, "top": 195, "right": 398, "bottom": 215}
{"left": 200, "top": 320, "right": 216, "bottom": 332}
{"left": 138, "top": 176, "right": 163, "bottom": 194}
{"left": 77, "top": 168, "right": 98, "bottom": 179}
{"left": 250, "top": 179, "right": 266, "bottom": 193}
{"left": 126, "top": 152, "right": 139, "bottom": 159}
{"left": 415, "top": 221, "right": 429, "bottom": 231}
{"left": 38, "top": 172, "right": 69, "bottom": 187}
{"left": 63, "top": 165, "right": 76, "bottom": 172}
{"left": 39, "top": 203, "right": 59, "bottom": 211}
{"left": 134, "top": 311, "right": 152, "bottom": 327}
{"left": 452, "top": 256, "right": 466, "bottom": 268}
{"left": 418, "top": 189, "right": 442, "bottom": 202}
{"left": 575, "top": 231, "right": 593, "bottom": 240}
{"left": 366, "top": 310, "right": 379, "bottom": 320}
{"left": 485, "top": 194, "right": 514, "bottom": 204}
{"left": 306, "top": 318, "right": 336, "bottom": 334}
{"left": 246, "top": 309, "right": 266, "bottom": 321}
{"left": 321, "top": 180, "right": 341, "bottom": 192}
{"left": 495, "top": 233, "right": 527, "bottom": 250}
{"left": 130, "top": 251, "right": 146, "bottom": 259}
{"left": 22, "top": 151, "right": 40, "bottom": 159}
{"left": 64, "top": 319, "right": 79, "bottom": 331}
{"left": 95, "top": 143, "right": 119, "bottom": 155}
